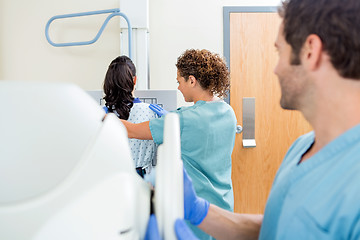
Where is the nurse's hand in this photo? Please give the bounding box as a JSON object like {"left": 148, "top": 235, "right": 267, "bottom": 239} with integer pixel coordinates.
{"left": 149, "top": 104, "right": 169, "bottom": 117}
{"left": 183, "top": 168, "right": 210, "bottom": 225}
{"left": 144, "top": 214, "right": 198, "bottom": 240}
{"left": 102, "top": 106, "right": 109, "bottom": 113}
{"left": 144, "top": 214, "right": 161, "bottom": 240}
{"left": 175, "top": 218, "right": 199, "bottom": 240}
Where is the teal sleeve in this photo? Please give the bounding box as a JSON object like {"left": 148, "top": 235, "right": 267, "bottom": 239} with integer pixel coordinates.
{"left": 149, "top": 117, "right": 165, "bottom": 145}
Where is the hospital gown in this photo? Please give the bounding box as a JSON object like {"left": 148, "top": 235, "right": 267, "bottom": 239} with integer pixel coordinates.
{"left": 259, "top": 124, "right": 360, "bottom": 240}
{"left": 128, "top": 99, "right": 158, "bottom": 173}
{"left": 104, "top": 98, "right": 158, "bottom": 173}
{"left": 149, "top": 100, "right": 237, "bottom": 240}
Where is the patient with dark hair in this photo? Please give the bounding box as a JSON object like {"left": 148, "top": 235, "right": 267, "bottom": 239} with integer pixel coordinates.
{"left": 103, "top": 55, "right": 158, "bottom": 177}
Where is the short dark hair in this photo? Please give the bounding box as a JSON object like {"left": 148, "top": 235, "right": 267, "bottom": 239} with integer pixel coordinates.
{"left": 103, "top": 56, "right": 135, "bottom": 120}
{"left": 279, "top": 0, "right": 360, "bottom": 79}
{"left": 176, "top": 49, "right": 230, "bottom": 98}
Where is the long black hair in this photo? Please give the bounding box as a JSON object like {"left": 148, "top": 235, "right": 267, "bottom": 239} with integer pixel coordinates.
{"left": 103, "top": 56, "right": 136, "bottom": 120}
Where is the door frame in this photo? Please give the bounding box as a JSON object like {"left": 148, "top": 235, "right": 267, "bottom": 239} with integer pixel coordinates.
{"left": 222, "top": 6, "right": 277, "bottom": 104}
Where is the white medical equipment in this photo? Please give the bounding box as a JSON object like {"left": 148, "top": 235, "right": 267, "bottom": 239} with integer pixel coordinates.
{"left": 0, "top": 81, "right": 183, "bottom": 240}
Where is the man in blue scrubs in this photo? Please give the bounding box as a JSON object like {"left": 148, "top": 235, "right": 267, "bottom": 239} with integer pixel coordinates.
{"left": 146, "top": 0, "right": 360, "bottom": 239}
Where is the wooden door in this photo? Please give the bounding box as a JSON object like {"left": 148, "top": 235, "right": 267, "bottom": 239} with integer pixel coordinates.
{"left": 229, "top": 12, "right": 312, "bottom": 213}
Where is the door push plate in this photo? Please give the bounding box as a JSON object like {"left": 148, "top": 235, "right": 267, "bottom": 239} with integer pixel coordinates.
{"left": 242, "top": 97, "right": 256, "bottom": 148}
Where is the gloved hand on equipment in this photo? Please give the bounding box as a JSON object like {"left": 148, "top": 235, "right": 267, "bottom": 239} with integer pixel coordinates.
{"left": 144, "top": 214, "right": 198, "bottom": 240}
{"left": 183, "top": 168, "right": 210, "bottom": 226}
{"left": 175, "top": 218, "right": 199, "bottom": 240}
{"left": 149, "top": 104, "right": 169, "bottom": 117}
{"left": 144, "top": 214, "right": 161, "bottom": 240}
{"left": 103, "top": 106, "right": 109, "bottom": 113}
{"left": 144, "top": 168, "right": 209, "bottom": 239}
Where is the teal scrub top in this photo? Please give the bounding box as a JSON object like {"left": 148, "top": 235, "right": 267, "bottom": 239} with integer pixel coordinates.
{"left": 150, "top": 100, "right": 236, "bottom": 240}
{"left": 150, "top": 100, "right": 236, "bottom": 211}
{"left": 259, "top": 124, "right": 360, "bottom": 240}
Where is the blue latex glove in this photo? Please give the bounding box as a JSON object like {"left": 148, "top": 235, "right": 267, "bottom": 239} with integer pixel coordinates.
{"left": 144, "top": 169, "right": 207, "bottom": 239}
{"left": 144, "top": 214, "right": 198, "bottom": 240}
{"left": 183, "top": 168, "right": 210, "bottom": 225}
{"left": 102, "top": 106, "right": 109, "bottom": 113}
{"left": 149, "top": 104, "right": 169, "bottom": 117}
{"left": 175, "top": 219, "right": 199, "bottom": 240}
{"left": 144, "top": 167, "right": 156, "bottom": 187}
{"left": 145, "top": 214, "right": 161, "bottom": 240}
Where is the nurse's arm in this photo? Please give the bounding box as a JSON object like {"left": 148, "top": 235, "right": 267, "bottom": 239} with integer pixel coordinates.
{"left": 121, "top": 120, "right": 153, "bottom": 140}
{"left": 199, "top": 204, "right": 263, "bottom": 240}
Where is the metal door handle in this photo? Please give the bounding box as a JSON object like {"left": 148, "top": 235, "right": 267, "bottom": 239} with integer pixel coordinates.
{"left": 236, "top": 125, "right": 243, "bottom": 134}
{"left": 242, "top": 97, "right": 256, "bottom": 148}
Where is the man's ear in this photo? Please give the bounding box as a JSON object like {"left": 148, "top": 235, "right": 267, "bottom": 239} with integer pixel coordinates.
{"left": 133, "top": 76, "right": 137, "bottom": 86}
{"left": 302, "top": 34, "right": 323, "bottom": 71}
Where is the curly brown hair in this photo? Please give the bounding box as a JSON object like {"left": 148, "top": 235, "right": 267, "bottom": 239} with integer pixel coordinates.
{"left": 175, "top": 49, "right": 230, "bottom": 98}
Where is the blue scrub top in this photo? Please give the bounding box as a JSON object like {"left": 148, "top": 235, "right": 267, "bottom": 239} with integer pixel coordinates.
{"left": 150, "top": 100, "right": 236, "bottom": 210}
{"left": 260, "top": 124, "right": 360, "bottom": 239}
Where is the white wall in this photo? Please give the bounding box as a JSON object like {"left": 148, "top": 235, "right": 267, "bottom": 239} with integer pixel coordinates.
{"left": 0, "top": 0, "right": 281, "bottom": 101}
{"left": 149, "top": 0, "right": 281, "bottom": 91}
{"left": 0, "top": 0, "right": 120, "bottom": 89}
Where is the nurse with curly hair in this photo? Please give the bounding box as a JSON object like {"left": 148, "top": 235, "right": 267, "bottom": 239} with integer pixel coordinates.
{"left": 121, "top": 49, "right": 236, "bottom": 240}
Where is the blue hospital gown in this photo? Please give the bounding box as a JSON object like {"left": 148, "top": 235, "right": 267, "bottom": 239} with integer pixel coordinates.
{"left": 259, "top": 124, "right": 360, "bottom": 240}
{"left": 149, "top": 100, "right": 237, "bottom": 240}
